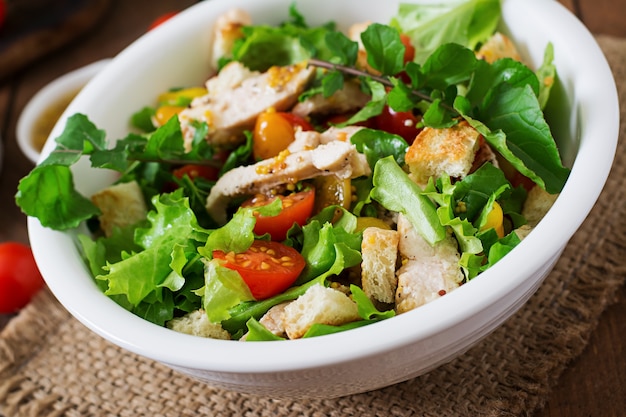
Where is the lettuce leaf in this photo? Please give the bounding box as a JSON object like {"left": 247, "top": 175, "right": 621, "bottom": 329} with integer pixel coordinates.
{"left": 97, "top": 190, "right": 204, "bottom": 306}
{"left": 391, "top": 0, "right": 500, "bottom": 64}
{"left": 370, "top": 156, "right": 446, "bottom": 245}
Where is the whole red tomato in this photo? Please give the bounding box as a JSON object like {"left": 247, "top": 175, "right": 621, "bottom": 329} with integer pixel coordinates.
{"left": 0, "top": 242, "right": 45, "bottom": 313}
{"left": 148, "top": 11, "right": 178, "bottom": 30}
{"left": 0, "top": 0, "right": 5, "bottom": 28}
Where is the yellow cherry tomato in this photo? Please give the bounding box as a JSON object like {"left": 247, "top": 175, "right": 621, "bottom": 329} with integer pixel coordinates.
{"left": 481, "top": 201, "right": 505, "bottom": 238}
{"left": 355, "top": 217, "right": 391, "bottom": 232}
{"left": 154, "top": 105, "right": 185, "bottom": 126}
{"left": 253, "top": 110, "right": 297, "bottom": 161}
{"left": 157, "top": 87, "right": 207, "bottom": 105}
{"left": 313, "top": 176, "right": 352, "bottom": 212}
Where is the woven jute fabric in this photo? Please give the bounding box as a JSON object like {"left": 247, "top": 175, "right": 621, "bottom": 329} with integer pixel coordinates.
{"left": 1, "top": 35, "right": 625, "bottom": 417}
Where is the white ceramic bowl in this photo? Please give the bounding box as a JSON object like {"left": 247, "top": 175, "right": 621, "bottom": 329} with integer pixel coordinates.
{"left": 27, "top": 0, "right": 619, "bottom": 398}
{"left": 16, "top": 59, "right": 110, "bottom": 164}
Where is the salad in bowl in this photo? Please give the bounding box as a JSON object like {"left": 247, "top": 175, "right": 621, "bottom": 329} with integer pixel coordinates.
{"left": 14, "top": 0, "right": 618, "bottom": 398}
{"left": 17, "top": 0, "right": 568, "bottom": 341}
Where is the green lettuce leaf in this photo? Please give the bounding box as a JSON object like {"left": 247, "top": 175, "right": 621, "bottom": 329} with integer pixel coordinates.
{"left": 370, "top": 156, "right": 445, "bottom": 245}
{"left": 199, "top": 258, "right": 255, "bottom": 323}
{"left": 391, "top": 0, "right": 501, "bottom": 64}
{"left": 98, "top": 190, "right": 203, "bottom": 306}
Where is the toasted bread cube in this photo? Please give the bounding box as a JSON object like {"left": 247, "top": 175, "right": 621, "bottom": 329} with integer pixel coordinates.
{"left": 522, "top": 185, "right": 558, "bottom": 228}
{"left": 405, "top": 120, "right": 481, "bottom": 186}
{"left": 91, "top": 181, "right": 147, "bottom": 237}
{"left": 210, "top": 8, "right": 252, "bottom": 70}
{"left": 361, "top": 227, "right": 399, "bottom": 304}
{"left": 476, "top": 32, "right": 522, "bottom": 64}
{"left": 283, "top": 284, "right": 360, "bottom": 339}
{"left": 167, "top": 310, "right": 231, "bottom": 340}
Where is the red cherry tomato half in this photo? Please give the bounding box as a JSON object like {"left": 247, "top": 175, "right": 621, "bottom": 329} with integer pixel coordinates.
{"left": 277, "top": 112, "right": 314, "bottom": 132}
{"left": 173, "top": 164, "right": 220, "bottom": 182}
{"left": 400, "top": 34, "right": 416, "bottom": 64}
{"left": 0, "top": 242, "right": 45, "bottom": 313}
{"left": 373, "top": 105, "right": 421, "bottom": 144}
{"left": 213, "top": 240, "right": 306, "bottom": 300}
{"left": 324, "top": 113, "right": 375, "bottom": 130}
{"left": 242, "top": 189, "right": 315, "bottom": 241}
{"left": 148, "top": 11, "right": 178, "bottom": 31}
{"left": 511, "top": 171, "right": 536, "bottom": 192}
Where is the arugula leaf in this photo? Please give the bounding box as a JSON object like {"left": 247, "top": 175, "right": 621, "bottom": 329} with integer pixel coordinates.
{"left": 420, "top": 42, "right": 477, "bottom": 90}
{"left": 350, "top": 128, "right": 409, "bottom": 169}
{"left": 42, "top": 113, "right": 107, "bottom": 166}
{"left": 16, "top": 165, "right": 100, "bottom": 230}
{"left": 360, "top": 23, "right": 405, "bottom": 75}
{"left": 325, "top": 31, "right": 358, "bottom": 66}
{"left": 230, "top": 12, "right": 337, "bottom": 71}
{"left": 337, "top": 77, "right": 387, "bottom": 126}
{"left": 452, "top": 163, "right": 512, "bottom": 222}
{"left": 131, "top": 106, "right": 156, "bottom": 132}
{"left": 465, "top": 84, "right": 570, "bottom": 194}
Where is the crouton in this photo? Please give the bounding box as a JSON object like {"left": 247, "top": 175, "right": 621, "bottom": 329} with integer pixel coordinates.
{"left": 476, "top": 32, "right": 522, "bottom": 64}
{"left": 210, "top": 8, "right": 252, "bottom": 71}
{"left": 361, "top": 227, "right": 399, "bottom": 304}
{"left": 166, "top": 310, "right": 231, "bottom": 340}
{"left": 395, "top": 214, "right": 463, "bottom": 314}
{"left": 348, "top": 21, "right": 380, "bottom": 75}
{"left": 522, "top": 185, "right": 559, "bottom": 227}
{"left": 90, "top": 180, "right": 148, "bottom": 237}
{"left": 283, "top": 284, "right": 360, "bottom": 339}
{"left": 405, "top": 120, "right": 481, "bottom": 186}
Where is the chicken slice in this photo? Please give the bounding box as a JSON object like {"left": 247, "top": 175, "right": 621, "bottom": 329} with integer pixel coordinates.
{"left": 286, "top": 125, "right": 363, "bottom": 153}
{"left": 206, "top": 139, "right": 371, "bottom": 224}
{"left": 179, "top": 61, "right": 316, "bottom": 149}
{"left": 291, "top": 79, "right": 370, "bottom": 118}
{"left": 395, "top": 214, "right": 464, "bottom": 314}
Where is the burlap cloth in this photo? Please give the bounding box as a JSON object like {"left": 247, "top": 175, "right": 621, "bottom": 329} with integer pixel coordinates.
{"left": 0, "top": 35, "right": 625, "bottom": 417}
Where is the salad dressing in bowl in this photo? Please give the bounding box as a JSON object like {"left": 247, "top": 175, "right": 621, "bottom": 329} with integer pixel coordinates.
{"left": 23, "top": 0, "right": 618, "bottom": 398}
{"left": 16, "top": 59, "right": 110, "bottom": 163}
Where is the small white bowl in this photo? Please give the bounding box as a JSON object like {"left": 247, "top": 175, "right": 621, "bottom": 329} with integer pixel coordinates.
{"left": 27, "top": 0, "right": 619, "bottom": 399}
{"left": 16, "top": 59, "right": 110, "bottom": 164}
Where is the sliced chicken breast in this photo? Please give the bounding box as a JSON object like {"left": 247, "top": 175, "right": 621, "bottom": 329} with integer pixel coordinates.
{"left": 179, "top": 61, "right": 316, "bottom": 149}
{"left": 395, "top": 214, "right": 464, "bottom": 314}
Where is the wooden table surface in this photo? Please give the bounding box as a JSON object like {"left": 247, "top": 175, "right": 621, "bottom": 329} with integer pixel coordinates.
{"left": 0, "top": 1, "right": 624, "bottom": 416}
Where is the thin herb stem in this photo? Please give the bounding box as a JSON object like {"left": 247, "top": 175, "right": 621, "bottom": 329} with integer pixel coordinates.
{"left": 307, "top": 58, "right": 458, "bottom": 116}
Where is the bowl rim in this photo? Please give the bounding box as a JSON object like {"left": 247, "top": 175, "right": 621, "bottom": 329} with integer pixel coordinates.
{"left": 16, "top": 59, "right": 111, "bottom": 164}
{"left": 28, "top": 0, "right": 619, "bottom": 375}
